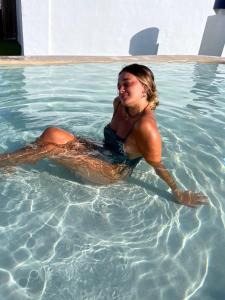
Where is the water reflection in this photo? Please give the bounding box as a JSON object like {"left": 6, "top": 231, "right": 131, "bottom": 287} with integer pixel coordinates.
{"left": 0, "top": 66, "right": 32, "bottom": 154}
{"left": 189, "top": 63, "right": 221, "bottom": 113}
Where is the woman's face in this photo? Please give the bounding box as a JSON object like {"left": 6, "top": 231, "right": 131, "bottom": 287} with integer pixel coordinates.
{"left": 117, "top": 71, "right": 145, "bottom": 107}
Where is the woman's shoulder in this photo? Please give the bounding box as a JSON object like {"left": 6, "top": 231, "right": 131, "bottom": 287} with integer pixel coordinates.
{"left": 134, "top": 110, "right": 160, "bottom": 138}
{"left": 140, "top": 108, "right": 157, "bottom": 127}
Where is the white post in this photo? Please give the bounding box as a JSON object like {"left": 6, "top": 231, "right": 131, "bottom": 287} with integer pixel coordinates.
{"left": 18, "top": 0, "right": 51, "bottom": 55}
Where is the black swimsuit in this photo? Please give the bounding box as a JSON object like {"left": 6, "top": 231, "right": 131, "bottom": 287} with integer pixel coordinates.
{"left": 103, "top": 102, "right": 143, "bottom": 168}
{"left": 103, "top": 124, "right": 142, "bottom": 168}
{"left": 78, "top": 102, "right": 143, "bottom": 171}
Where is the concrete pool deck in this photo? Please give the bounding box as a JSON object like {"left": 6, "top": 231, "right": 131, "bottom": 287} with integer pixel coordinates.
{"left": 0, "top": 55, "right": 225, "bottom": 66}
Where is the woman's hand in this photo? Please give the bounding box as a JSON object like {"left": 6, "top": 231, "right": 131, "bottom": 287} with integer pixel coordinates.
{"left": 173, "top": 189, "right": 208, "bottom": 208}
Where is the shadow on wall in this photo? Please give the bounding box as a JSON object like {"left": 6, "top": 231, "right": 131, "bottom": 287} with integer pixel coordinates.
{"left": 129, "top": 27, "right": 159, "bottom": 56}
{"left": 198, "top": 14, "right": 225, "bottom": 56}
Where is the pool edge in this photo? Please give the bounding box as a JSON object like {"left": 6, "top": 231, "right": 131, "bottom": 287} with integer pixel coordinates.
{"left": 0, "top": 55, "right": 225, "bottom": 66}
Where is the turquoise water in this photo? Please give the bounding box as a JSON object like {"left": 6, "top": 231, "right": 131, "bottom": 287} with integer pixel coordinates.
{"left": 0, "top": 62, "right": 224, "bottom": 300}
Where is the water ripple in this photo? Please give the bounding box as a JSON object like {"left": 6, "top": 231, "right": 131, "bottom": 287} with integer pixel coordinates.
{"left": 0, "top": 62, "right": 224, "bottom": 299}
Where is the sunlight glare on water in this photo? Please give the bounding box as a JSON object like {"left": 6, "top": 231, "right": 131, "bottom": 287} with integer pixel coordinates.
{"left": 0, "top": 62, "right": 224, "bottom": 300}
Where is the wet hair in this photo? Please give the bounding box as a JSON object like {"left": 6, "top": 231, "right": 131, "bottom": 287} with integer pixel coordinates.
{"left": 119, "top": 63, "right": 159, "bottom": 110}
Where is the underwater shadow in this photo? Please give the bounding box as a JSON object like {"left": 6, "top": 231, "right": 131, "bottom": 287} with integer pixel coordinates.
{"left": 129, "top": 27, "right": 159, "bottom": 56}
{"left": 198, "top": 14, "right": 225, "bottom": 56}
{"left": 21, "top": 159, "right": 85, "bottom": 184}
{"left": 15, "top": 159, "right": 175, "bottom": 202}
{"left": 127, "top": 176, "right": 175, "bottom": 203}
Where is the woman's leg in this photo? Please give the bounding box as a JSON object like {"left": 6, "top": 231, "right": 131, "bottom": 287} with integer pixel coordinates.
{"left": 0, "top": 127, "right": 77, "bottom": 167}
{"left": 37, "top": 127, "right": 75, "bottom": 145}
{"left": 0, "top": 127, "right": 130, "bottom": 184}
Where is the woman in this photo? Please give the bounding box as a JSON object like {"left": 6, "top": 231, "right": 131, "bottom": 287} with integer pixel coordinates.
{"left": 0, "top": 64, "right": 207, "bottom": 207}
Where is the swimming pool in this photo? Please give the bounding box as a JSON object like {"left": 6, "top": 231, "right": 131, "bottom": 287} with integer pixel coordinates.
{"left": 0, "top": 61, "right": 224, "bottom": 300}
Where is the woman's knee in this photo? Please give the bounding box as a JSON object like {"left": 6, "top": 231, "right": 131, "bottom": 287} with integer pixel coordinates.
{"left": 39, "top": 127, "right": 76, "bottom": 145}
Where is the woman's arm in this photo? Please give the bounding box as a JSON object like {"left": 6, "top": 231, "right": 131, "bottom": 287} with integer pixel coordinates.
{"left": 134, "top": 121, "right": 208, "bottom": 207}
{"left": 148, "top": 161, "right": 208, "bottom": 207}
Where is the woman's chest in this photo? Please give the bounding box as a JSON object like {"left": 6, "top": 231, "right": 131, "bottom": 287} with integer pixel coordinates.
{"left": 110, "top": 109, "right": 141, "bottom": 154}
{"left": 110, "top": 110, "right": 136, "bottom": 140}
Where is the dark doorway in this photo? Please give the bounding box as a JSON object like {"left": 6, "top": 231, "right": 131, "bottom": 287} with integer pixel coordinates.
{"left": 0, "top": 0, "right": 3, "bottom": 39}
{"left": 0, "top": 0, "right": 21, "bottom": 55}
{"left": 0, "top": 0, "right": 17, "bottom": 40}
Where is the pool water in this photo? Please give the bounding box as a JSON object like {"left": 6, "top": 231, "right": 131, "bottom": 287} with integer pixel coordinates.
{"left": 0, "top": 62, "right": 224, "bottom": 300}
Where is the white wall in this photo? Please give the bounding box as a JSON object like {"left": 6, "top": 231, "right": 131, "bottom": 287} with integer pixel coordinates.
{"left": 17, "top": 0, "right": 51, "bottom": 55}
{"left": 16, "top": 0, "right": 225, "bottom": 57}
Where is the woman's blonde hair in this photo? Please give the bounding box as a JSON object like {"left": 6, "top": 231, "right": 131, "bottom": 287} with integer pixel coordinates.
{"left": 119, "top": 64, "right": 159, "bottom": 110}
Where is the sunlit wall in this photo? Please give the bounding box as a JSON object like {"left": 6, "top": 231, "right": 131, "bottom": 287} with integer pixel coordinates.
{"left": 16, "top": 0, "right": 225, "bottom": 57}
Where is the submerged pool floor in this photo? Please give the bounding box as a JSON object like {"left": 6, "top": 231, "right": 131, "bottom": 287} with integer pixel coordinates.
{"left": 0, "top": 61, "right": 224, "bottom": 300}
